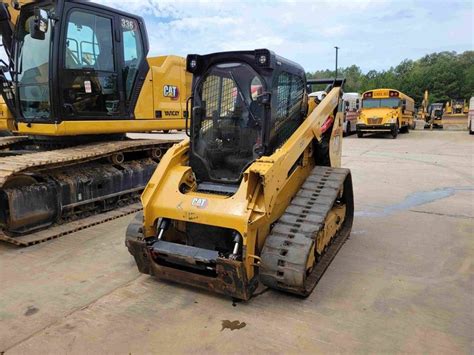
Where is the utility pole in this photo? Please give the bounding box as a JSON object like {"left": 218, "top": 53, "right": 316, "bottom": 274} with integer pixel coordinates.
{"left": 334, "top": 46, "right": 339, "bottom": 79}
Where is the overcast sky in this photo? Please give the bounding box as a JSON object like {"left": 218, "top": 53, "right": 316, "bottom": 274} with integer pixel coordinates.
{"left": 101, "top": 0, "right": 473, "bottom": 73}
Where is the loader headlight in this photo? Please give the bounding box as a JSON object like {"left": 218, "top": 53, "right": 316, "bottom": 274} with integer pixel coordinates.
{"left": 389, "top": 118, "right": 396, "bottom": 124}
{"left": 186, "top": 54, "right": 201, "bottom": 73}
{"left": 255, "top": 49, "right": 271, "bottom": 68}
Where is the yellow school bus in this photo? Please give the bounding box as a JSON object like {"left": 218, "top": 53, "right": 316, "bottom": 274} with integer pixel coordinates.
{"left": 357, "top": 89, "right": 415, "bottom": 139}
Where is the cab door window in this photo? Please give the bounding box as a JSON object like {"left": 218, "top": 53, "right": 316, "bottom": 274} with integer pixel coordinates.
{"left": 16, "top": 7, "right": 53, "bottom": 120}
{"left": 120, "top": 17, "right": 143, "bottom": 101}
{"left": 270, "top": 72, "right": 304, "bottom": 150}
{"left": 62, "top": 10, "right": 119, "bottom": 117}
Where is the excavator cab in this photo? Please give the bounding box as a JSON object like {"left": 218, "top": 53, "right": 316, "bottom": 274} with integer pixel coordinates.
{"left": 0, "top": 0, "right": 189, "bottom": 136}
{"left": 1, "top": 1, "right": 145, "bottom": 122}
{"left": 187, "top": 49, "right": 306, "bottom": 185}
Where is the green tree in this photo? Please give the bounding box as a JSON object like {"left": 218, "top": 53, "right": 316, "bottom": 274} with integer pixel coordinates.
{"left": 306, "top": 50, "right": 474, "bottom": 107}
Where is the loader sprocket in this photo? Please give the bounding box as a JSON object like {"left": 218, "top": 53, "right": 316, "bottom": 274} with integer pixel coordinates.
{"left": 260, "top": 166, "right": 354, "bottom": 297}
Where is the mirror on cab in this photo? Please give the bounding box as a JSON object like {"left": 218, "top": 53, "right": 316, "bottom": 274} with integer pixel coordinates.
{"left": 256, "top": 92, "right": 271, "bottom": 105}
{"left": 402, "top": 99, "right": 407, "bottom": 112}
{"left": 29, "top": 7, "right": 48, "bottom": 40}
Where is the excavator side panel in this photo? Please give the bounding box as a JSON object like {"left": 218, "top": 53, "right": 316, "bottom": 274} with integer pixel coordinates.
{"left": 13, "top": 55, "right": 191, "bottom": 136}
{"left": 15, "top": 119, "right": 186, "bottom": 136}
{"left": 134, "top": 55, "right": 191, "bottom": 121}
{"left": 0, "top": 96, "right": 14, "bottom": 132}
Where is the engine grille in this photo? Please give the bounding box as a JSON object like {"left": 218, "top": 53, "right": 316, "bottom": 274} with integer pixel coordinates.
{"left": 368, "top": 117, "right": 382, "bottom": 125}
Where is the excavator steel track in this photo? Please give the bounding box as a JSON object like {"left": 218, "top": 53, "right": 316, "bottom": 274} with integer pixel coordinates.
{"left": 0, "top": 136, "right": 28, "bottom": 150}
{"left": 0, "top": 139, "right": 177, "bottom": 187}
{"left": 0, "top": 138, "right": 180, "bottom": 246}
{"left": 260, "top": 166, "right": 354, "bottom": 296}
{"left": 0, "top": 203, "right": 142, "bottom": 246}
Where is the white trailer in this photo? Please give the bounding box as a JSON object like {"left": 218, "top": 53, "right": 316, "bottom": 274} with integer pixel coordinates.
{"left": 342, "top": 92, "right": 361, "bottom": 135}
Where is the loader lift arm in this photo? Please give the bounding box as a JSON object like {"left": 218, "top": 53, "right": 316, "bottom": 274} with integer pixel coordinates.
{"left": 126, "top": 49, "right": 354, "bottom": 300}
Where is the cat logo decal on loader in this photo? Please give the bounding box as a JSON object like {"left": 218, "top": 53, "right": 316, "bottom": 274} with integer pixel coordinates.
{"left": 191, "top": 198, "right": 208, "bottom": 209}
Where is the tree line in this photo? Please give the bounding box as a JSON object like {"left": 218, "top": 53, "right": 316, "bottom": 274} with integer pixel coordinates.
{"left": 307, "top": 51, "right": 474, "bottom": 106}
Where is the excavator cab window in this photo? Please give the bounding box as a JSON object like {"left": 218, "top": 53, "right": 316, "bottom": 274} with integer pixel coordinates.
{"left": 61, "top": 9, "right": 120, "bottom": 117}
{"left": 121, "top": 17, "right": 144, "bottom": 101}
{"left": 191, "top": 62, "right": 264, "bottom": 183}
{"left": 16, "top": 5, "right": 53, "bottom": 120}
{"left": 6, "top": 2, "right": 150, "bottom": 123}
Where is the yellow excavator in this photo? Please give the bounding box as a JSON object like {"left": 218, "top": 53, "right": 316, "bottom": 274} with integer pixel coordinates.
{"left": 0, "top": 0, "right": 190, "bottom": 245}
{"left": 126, "top": 50, "right": 354, "bottom": 300}
{"left": 419, "top": 90, "right": 428, "bottom": 121}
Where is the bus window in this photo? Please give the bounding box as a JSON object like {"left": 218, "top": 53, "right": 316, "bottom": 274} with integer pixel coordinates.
{"left": 362, "top": 98, "right": 400, "bottom": 109}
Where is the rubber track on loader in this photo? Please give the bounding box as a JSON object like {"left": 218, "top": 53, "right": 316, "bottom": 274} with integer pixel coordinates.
{"left": 0, "top": 139, "right": 177, "bottom": 187}
{"left": 260, "top": 166, "right": 353, "bottom": 296}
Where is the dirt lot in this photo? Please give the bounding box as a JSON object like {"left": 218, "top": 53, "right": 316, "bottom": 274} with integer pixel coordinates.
{"left": 1, "top": 130, "right": 472, "bottom": 354}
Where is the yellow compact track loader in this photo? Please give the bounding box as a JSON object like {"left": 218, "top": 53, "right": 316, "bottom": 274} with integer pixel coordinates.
{"left": 126, "top": 50, "right": 354, "bottom": 300}
{"left": 0, "top": 0, "right": 190, "bottom": 245}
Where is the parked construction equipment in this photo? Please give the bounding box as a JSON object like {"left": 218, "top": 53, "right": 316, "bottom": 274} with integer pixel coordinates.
{"left": 428, "top": 102, "right": 444, "bottom": 128}
{"left": 418, "top": 90, "right": 429, "bottom": 122}
{"left": 0, "top": 0, "right": 190, "bottom": 245}
{"left": 442, "top": 99, "right": 469, "bottom": 130}
{"left": 126, "top": 49, "right": 354, "bottom": 300}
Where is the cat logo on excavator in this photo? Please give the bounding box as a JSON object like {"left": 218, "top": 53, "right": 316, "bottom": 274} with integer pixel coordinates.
{"left": 163, "top": 85, "right": 179, "bottom": 99}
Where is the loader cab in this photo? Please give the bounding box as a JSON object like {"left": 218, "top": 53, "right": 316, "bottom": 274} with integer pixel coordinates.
{"left": 187, "top": 49, "right": 306, "bottom": 185}
{"left": 6, "top": 0, "right": 149, "bottom": 126}
{"left": 429, "top": 103, "right": 444, "bottom": 119}
{"left": 451, "top": 99, "right": 465, "bottom": 114}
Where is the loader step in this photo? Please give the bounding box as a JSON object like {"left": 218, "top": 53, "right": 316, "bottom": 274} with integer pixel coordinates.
{"left": 260, "top": 166, "right": 354, "bottom": 297}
